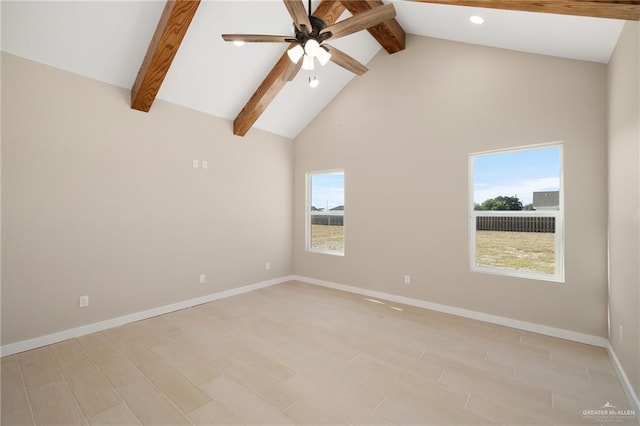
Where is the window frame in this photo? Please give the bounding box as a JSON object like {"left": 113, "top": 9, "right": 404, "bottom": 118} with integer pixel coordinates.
{"left": 305, "top": 169, "right": 345, "bottom": 256}
{"left": 469, "top": 143, "right": 564, "bottom": 282}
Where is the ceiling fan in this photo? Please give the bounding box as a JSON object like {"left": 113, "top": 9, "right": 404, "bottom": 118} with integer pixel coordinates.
{"left": 222, "top": 0, "right": 396, "bottom": 82}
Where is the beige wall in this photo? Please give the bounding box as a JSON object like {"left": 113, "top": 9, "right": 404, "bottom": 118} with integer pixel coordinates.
{"left": 608, "top": 21, "right": 640, "bottom": 396}
{"left": 1, "top": 53, "right": 293, "bottom": 345}
{"left": 0, "top": 32, "right": 624, "bottom": 354}
{"left": 294, "top": 35, "right": 609, "bottom": 336}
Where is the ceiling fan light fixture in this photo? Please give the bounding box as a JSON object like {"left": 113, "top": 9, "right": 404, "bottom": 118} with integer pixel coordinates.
{"left": 309, "top": 76, "right": 319, "bottom": 88}
{"left": 470, "top": 15, "right": 484, "bottom": 24}
{"left": 232, "top": 40, "right": 245, "bottom": 47}
{"left": 316, "top": 47, "right": 331, "bottom": 66}
{"left": 287, "top": 45, "right": 304, "bottom": 64}
{"left": 304, "top": 39, "right": 320, "bottom": 57}
{"left": 302, "top": 54, "right": 315, "bottom": 71}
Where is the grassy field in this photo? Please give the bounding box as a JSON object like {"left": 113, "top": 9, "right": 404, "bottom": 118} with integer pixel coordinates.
{"left": 476, "top": 231, "right": 555, "bottom": 274}
{"left": 310, "top": 227, "right": 553, "bottom": 273}
{"left": 311, "top": 225, "right": 344, "bottom": 252}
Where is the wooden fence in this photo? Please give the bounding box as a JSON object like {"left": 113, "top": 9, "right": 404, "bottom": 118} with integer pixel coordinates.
{"left": 476, "top": 216, "right": 555, "bottom": 233}
{"left": 311, "top": 215, "right": 344, "bottom": 226}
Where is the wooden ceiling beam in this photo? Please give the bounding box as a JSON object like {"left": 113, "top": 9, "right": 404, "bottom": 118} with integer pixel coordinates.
{"left": 232, "top": 0, "right": 346, "bottom": 137}
{"left": 410, "top": 1, "right": 640, "bottom": 21}
{"left": 341, "top": 0, "right": 405, "bottom": 54}
{"left": 131, "top": 0, "right": 200, "bottom": 112}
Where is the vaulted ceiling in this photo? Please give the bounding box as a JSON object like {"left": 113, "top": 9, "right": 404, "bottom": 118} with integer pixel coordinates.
{"left": 2, "top": 1, "right": 637, "bottom": 138}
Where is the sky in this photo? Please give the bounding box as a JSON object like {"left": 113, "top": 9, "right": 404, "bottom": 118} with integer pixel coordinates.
{"left": 310, "top": 171, "right": 344, "bottom": 210}
{"left": 473, "top": 145, "right": 561, "bottom": 205}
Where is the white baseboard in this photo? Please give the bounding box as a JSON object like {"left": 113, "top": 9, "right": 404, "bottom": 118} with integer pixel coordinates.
{"left": 608, "top": 344, "right": 640, "bottom": 422}
{"left": 0, "top": 275, "right": 294, "bottom": 357}
{"left": 291, "top": 275, "right": 609, "bottom": 348}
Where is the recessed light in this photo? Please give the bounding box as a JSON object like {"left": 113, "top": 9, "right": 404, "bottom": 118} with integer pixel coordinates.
{"left": 470, "top": 15, "right": 484, "bottom": 25}
{"left": 233, "top": 40, "right": 245, "bottom": 47}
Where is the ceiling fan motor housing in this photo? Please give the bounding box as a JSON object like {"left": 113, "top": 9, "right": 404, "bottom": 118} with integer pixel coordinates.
{"left": 295, "top": 15, "right": 331, "bottom": 45}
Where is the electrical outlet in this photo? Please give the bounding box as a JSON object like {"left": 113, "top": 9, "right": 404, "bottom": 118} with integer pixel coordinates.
{"left": 404, "top": 275, "right": 411, "bottom": 284}
{"left": 619, "top": 325, "right": 623, "bottom": 342}
{"left": 265, "top": 262, "right": 270, "bottom": 270}
{"left": 199, "top": 274, "right": 206, "bottom": 284}
{"left": 79, "top": 295, "right": 89, "bottom": 308}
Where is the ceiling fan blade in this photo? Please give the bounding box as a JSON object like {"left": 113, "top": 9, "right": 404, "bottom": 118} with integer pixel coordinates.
{"left": 222, "top": 34, "right": 293, "bottom": 43}
{"left": 320, "top": 3, "right": 395, "bottom": 40}
{"left": 323, "top": 44, "right": 368, "bottom": 76}
{"left": 283, "top": 0, "right": 312, "bottom": 33}
{"left": 283, "top": 56, "right": 303, "bottom": 82}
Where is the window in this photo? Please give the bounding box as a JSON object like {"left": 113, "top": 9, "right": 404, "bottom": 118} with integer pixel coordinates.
{"left": 307, "top": 170, "right": 345, "bottom": 255}
{"left": 470, "top": 143, "right": 563, "bottom": 282}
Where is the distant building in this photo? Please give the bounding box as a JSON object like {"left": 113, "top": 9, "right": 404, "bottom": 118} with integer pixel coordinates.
{"left": 533, "top": 191, "right": 560, "bottom": 210}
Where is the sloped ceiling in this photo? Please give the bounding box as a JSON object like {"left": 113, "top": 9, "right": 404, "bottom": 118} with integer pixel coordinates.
{"left": 1, "top": 1, "right": 627, "bottom": 139}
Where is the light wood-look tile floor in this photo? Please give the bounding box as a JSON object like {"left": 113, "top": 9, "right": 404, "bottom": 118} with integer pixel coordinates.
{"left": 1, "top": 281, "right": 637, "bottom": 425}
